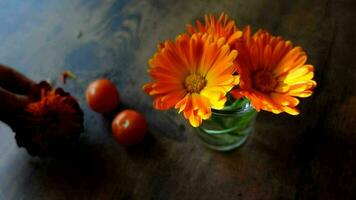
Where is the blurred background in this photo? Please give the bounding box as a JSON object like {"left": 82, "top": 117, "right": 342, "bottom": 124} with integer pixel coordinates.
{"left": 0, "top": 0, "right": 355, "bottom": 199}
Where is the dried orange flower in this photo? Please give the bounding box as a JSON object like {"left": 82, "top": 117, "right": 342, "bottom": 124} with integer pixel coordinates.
{"left": 231, "top": 26, "right": 316, "bottom": 115}
{"left": 187, "top": 13, "right": 242, "bottom": 45}
{"left": 144, "top": 33, "right": 239, "bottom": 127}
{"left": 10, "top": 82, "right": 84, "bottom": 156}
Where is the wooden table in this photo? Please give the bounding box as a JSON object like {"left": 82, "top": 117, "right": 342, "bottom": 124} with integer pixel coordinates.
{"left": 0, "top": 0, "right": 355, "bottom": 199}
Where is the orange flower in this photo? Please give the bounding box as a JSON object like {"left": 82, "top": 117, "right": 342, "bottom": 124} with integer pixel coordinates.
{"left": 187, "top": 13, "right": 242, "bottom": 46}
{"left": 231, "top": 26, "right": 316, "bottom": 115}
{"left": 144, "top": 33, "right": 239, "bottom": 127}
{"left": 11, "top": 82, "right": 84, "bottom": 156}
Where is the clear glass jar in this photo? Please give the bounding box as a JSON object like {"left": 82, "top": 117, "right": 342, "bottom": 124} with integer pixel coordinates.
{"left": 195, "top": 99, "right": 257, "bottom": 151}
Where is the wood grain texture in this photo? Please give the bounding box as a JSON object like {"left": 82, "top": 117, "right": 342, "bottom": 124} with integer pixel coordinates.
{"left": 0, "top": 0, "right": 355, "bottom": 199}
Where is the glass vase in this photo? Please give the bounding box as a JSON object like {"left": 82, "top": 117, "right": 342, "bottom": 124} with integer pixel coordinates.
{"left": 195, "top": 98, "right": 257, "bottom": 151}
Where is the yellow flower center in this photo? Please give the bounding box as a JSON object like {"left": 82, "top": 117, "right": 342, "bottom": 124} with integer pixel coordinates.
{"left": 253, "top": 70, "right": 277, "bottom": 92}
{"left": 184, "top": 73, "right": 207, "bottom": 93}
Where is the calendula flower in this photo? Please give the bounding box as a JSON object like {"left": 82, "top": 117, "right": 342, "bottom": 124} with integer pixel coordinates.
{"left": 144, "top": 33, "right": 239, "bottom": 127}
{"left": 187, "top": 13, "right": 242, "bottom": 45}
{"left": 231, "top": 26, "right": 316, "bottom": 115}
{"left": 10, "top": 82, "right": 84, "bottom": 156}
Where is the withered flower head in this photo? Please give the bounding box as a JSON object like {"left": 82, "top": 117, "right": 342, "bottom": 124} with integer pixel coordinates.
{"left": 10, "top": 81, "right": 84, "bottom": 157}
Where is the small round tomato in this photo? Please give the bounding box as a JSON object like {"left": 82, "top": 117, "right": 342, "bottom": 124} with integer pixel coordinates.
{"left": 112, "top": 109, "right": 148, "bottom": 145}
{"left": 86, "top": 79, "right": 120, "bottom": 113}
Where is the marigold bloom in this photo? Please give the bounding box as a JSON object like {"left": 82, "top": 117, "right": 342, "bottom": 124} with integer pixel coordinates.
{"left": 10, "top": 82, "right": 84, "bottom": 156}
{"left": 144, "top": 33, "right": 239, "bottom": 127}
{"left": 231, "top": 26, "right": 316, "bottom": 115}
{"left": 187, "top": 13, "right": 242, "bottom": 46}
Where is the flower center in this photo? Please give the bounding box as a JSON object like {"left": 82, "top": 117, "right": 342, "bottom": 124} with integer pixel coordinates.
{"left": 253, "top": 70, "right": 277, "bottom": 92}
{"left": 184, "top": 73, "right": 207, "bottom": 93}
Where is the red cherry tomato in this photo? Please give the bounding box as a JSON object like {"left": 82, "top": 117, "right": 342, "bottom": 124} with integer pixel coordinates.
{"left": 86, "top": 79, "right": 120, "bottom": 113}
{"left": 112, "top": 109, "right": 148, "bottom": 145}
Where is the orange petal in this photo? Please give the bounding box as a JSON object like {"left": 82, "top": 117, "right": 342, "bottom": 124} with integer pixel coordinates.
{"left": 271, "top": 93, "right": 299, "bottom": 107}
{"left": 188, "top": 111, "right": 202, "bottom": 127}
{"left": 283, "top": 107, "right": 300, "bottom": 115}
{"left": 143, "top": 83, "right": 154, "bottom": 94}
{"left": 191, "top": 93, "right": 211, "bottom": 119}
{"left": 227, "top": 31, "right": 242, "bottom": 44}
{"left": 149, "top": 83, "right": 184, "bottom": 95}
{"left": 153, "top": 90, "right": 186, "bottom": 110}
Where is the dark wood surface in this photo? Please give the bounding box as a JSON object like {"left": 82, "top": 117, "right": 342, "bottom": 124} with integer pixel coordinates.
{"left": 0, "top": 0, "right": 355, "bottom": 199}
